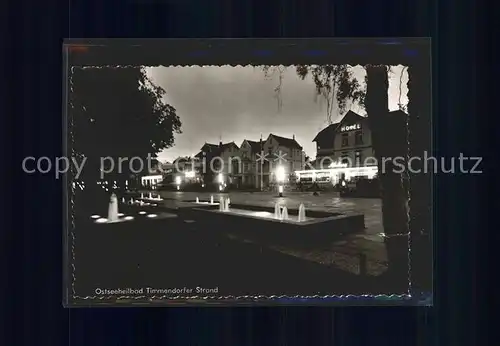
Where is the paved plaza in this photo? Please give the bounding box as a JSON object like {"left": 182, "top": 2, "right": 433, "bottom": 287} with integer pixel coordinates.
{"left": 151, "top": 190, "right": 389, "bottom": 276}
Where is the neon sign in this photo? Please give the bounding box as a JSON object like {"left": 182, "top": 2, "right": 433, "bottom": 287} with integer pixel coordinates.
{"left": 328, "top": 162, "right": 348, "bottom": 168}
{"left": 340, "top": 124, "right": 361, "bottom": 132}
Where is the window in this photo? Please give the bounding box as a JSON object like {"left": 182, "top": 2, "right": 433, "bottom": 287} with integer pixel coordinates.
{"left": 355, "top": 131, "right": 363, "bottom": 145}
{"left": 341, "top": 152, "right": 350, "bottom": 166}
{"left": 355, "top": 151, "right": 362, "bottom": 166}
{"left": 341, "top": 133, "right": 349, "bottom": 147}
{"left": 232, "top": 160, "right": 239, "bottom": 174}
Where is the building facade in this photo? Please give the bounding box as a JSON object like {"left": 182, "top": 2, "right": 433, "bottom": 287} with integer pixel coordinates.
{"left": 191, "top": 135, "right": 305, "bottom": 189}
{"left": 263, "top": 134, "right": 304, "bottom": 185}
{"left": 296, "top": 110, "right": 408, "bottom": 187}
{"left": 236, "top": 139, "right": 261, "bottom": 187}
{"left": 229, "top": 135, "right": 305, "bottom": 189}
{"left": 195, "top": 141, "right": 240, "bottom": 186}
{"left": 313, "top": 110, "right": 375, "bottom": 169}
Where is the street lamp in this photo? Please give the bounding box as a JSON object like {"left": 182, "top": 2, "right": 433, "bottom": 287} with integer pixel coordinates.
{"left": 217, "top": 173, "right": 224, "bottom": 191}
{"left": 276, "top": 165, "right": 285, "bottom": 197}
{"left": 175, "top": 176, "right": 181, "bottom": 190}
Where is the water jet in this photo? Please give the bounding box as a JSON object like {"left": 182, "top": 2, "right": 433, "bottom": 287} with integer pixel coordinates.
{"left": 280, "top": 206, "right": 289, "bottom": 221}
{"left": 298, "top": 204, "right": 306, "bottom": 222}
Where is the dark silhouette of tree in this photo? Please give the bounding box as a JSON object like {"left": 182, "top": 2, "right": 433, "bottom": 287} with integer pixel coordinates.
{"left": 365, "top": 65, "right": 408, "bottom": 287}
{"left": 70, "top": 67, "right": 182, "bottom": 191}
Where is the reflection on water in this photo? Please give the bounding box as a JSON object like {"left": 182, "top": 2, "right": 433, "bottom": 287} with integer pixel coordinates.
{"left": 222, "top": 209, "right": 314, "bottom": 223}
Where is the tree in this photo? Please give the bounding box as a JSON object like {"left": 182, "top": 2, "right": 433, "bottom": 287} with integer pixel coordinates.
{"left": 69, "top": 67, "right": 182, "bottom": 196}
{"left": 365, "top": 65, "right": 409, "bottom": 287}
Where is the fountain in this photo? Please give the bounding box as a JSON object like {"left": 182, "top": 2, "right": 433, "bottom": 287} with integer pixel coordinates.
{"left": 280, "top": 206, "right": 289, "bottom": 221}
{"left": 196, "top": 197, "right": 200, "bottom": 203}
{"left": 210, "top": 195, "right": 214, "bottom": 204}
{"left": 141, "top": 193, "right": 144, "bottom": 199}
{"left": 93, "top": 193, "right": 176, "bottom": 224}
{"left": 218, "top": 197, "right": 230, "bottom": 212}
{"left": 274, "top": 202, "right": 281, "bottom": 219}
{"left": 188, "top": 201, "right": 365, "bottom": 243}
{"left": 298, "top": 204, "right": 306, "bottom": 222}
{"left": 107, "top": 193, "right": 119, "bottom": 222}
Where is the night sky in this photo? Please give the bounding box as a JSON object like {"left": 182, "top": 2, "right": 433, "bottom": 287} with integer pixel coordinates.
{"left": 145, "top": 65, "right": 408, "bottom": 162}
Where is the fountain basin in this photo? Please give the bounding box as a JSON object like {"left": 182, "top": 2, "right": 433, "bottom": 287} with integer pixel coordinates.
{"left": 189, "top": 200, "right": 220, "bottom": 205}
{"left": 90, "top": 203, "right": 178, "bottom": 227}
{"left": 187, "top": 203, "right": 365, "bottom": 245}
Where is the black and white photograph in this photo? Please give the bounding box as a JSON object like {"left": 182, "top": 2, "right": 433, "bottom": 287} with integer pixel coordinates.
{"left": 63, "top": 40, "right": 432, "bottom": 305}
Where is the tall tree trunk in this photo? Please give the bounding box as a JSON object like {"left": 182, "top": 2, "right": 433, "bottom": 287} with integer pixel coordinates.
{"left": 365, "top": 65, "right": 409, "bottom": 290}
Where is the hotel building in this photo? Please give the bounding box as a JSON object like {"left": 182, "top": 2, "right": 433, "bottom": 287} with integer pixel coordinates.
{"left": 295, "top": 110, "right": 408, "bottom": 187}
{"left": 314, "top": 110, "right": 374, "bottom": 168}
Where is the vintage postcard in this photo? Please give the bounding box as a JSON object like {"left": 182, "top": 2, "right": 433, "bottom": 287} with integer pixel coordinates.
{"left": 62, "top": 39, "right": 433, "bottom": 306}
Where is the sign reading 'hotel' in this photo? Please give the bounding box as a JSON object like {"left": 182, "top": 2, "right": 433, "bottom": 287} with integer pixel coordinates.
{"left": 340, "top": 124, "right": 361, "bottom": 132}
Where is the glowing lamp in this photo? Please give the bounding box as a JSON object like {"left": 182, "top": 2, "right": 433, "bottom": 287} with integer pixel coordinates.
{"left": 276, "top": 166, "right": 286, "bottom": 183}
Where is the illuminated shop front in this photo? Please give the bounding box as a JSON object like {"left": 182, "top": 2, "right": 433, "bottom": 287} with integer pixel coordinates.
{"left": 141, "top": 174, "right": 163, "bottom": 189}
{"left": 294, "top": 164, "right": 378, "bottom": 187}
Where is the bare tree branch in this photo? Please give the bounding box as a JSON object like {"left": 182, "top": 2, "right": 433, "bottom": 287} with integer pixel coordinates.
{"left": 262, "top": 66, "right": 287, "bottom": 113}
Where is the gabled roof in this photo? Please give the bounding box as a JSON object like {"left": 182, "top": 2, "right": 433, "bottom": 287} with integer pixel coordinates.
{"left": 195, "top": 141, "right": 239, "bottom": 158}
{"left": 220, "top": 141, "right": 239, "bottom": 151}
{"left": 313, "top": 124, "right": 337, "bottom": 142}
{"left": 241, "top": 139, "right": 262, "bottom": 153}
{"left": 313, "top": 110, "right": 365, "bottom": 142}
{"left": 268, "top": 134, "right": 303, "bottom": 150}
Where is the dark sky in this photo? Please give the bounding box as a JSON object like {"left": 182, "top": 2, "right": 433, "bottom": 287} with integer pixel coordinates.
{"left": 145, "top": 66, "right": 408, "bottom": 162}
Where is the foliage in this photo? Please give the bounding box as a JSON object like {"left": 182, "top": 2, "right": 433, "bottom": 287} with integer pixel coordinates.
{"left": 296, "top": 65, "right": 365, "bottom": 121}
{"left": 70, "top": 67, "right": 182, "bottom": 181}
{"left": 261, "top": 66, "right": 286, "bottom": 112}
{"left": 262, "top": 65, "right": 365, "bottom": 124}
